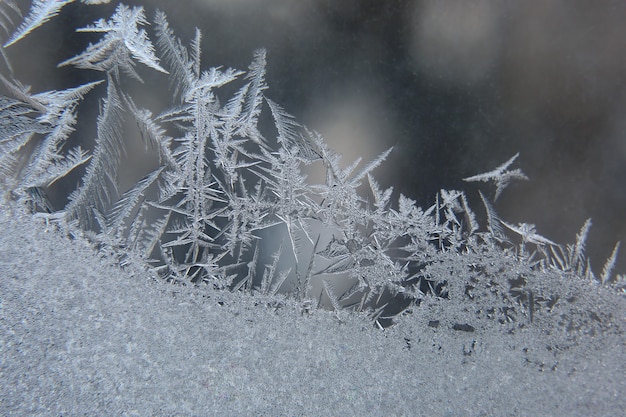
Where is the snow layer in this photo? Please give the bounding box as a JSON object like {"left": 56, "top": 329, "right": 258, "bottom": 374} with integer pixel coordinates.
{"left": 1, "top": 207, "right": 624, "bottom": 416}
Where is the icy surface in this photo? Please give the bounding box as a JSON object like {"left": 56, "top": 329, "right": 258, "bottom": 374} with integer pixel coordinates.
{"left": 1, "top": 207, "right": 624, "bottom": 416}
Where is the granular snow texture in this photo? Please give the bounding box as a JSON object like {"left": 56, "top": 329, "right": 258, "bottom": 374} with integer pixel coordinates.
{"left": 1, "top": 208, "right": 624, "bottom": 416}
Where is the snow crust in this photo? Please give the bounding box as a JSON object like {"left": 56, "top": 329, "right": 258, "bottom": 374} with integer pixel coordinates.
{"left": 1, "top": 207, "right": 624, "bottom": 416}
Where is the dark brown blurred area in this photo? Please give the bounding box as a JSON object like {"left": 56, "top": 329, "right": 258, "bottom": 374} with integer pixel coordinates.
{"left": 6, "top": 0, "right": 625, "bottom": 274}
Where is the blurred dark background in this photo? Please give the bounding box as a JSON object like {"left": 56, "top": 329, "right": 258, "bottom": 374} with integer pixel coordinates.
{"left": 6, "top": 0, "right": 626, "bottom": 275}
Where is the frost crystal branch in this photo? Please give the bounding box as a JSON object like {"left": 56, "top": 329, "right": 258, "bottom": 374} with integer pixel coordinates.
{"left": 463, "top": 152, "right": 528, "bottom": 200}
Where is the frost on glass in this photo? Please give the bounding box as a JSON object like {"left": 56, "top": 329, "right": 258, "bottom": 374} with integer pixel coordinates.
{"left": 2, "top": 3, "right": 625, "bottom": 415}
{"left": 0, "top": 0, "right": 624, "bottom": 335}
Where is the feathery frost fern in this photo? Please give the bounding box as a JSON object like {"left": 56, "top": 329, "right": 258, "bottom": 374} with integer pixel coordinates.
{"left": 0, "top": 1, "right": 623, "bottom": 329}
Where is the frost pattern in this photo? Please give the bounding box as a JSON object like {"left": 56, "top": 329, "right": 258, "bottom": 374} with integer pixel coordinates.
{"left": 0, "top": 1, "right": 623, "bottom": 330}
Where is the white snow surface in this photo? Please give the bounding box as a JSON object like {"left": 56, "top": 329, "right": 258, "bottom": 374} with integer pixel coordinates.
{"left": 1, "top": 207, "right": 624, "bottom": 416}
